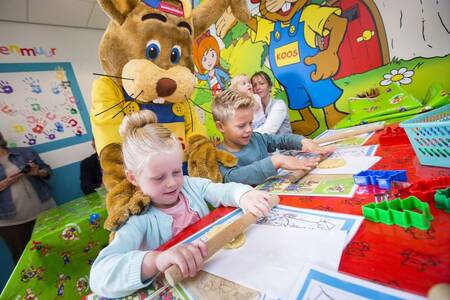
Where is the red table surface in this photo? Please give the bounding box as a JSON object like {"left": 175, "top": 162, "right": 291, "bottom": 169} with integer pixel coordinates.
{"left": 160, "top": 127, "right": 450, "bottom": 297}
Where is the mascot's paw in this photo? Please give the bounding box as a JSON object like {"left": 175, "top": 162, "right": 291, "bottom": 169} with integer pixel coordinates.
{"left": 187, "top": 134, "right": 237, "bottom": 183}
{"left": 103, "top": 176, "right": 152, "bottom": 232}
{"left": 128, "top": 190, "right": 152, "bottom": 215}
{"left": 99, "top": 143, "right": 126, "bottom": 192}
{"left": 230, "top": 0, "right": 250, "bottom": 23}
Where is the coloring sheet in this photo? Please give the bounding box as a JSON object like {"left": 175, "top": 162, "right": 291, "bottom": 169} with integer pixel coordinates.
{"left": 0, "top": 63, "right": 91, "bottom": 152}
{"left": 257, "top": 205, "right": 363, "bottom": 245}
{"left": 281, "top": 145, "right": 379, "bottom": 159}
{"left": 202, "top": 225, "right": 347, "bottom": 299}
{"left": 135, "top": 206, "right": 363, "bottom": 300}
{"left": 257, "top": 174, "right": 358, "bottom": 198}
{"left": 288, "top": 264, "right": 427, "bottom": 300}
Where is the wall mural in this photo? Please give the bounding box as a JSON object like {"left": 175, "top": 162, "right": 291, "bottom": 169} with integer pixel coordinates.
{"left": 190, "top": 0, "right": 450, "bottom": 138}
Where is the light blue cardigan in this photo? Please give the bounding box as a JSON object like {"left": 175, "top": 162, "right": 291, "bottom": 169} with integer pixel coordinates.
{"left": 89, "top": 176, "right": 252, "bottom": 298}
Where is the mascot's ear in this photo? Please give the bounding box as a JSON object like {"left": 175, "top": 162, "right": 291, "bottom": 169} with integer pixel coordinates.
{"left": 98, "top": 0, "right": 140, "bottom": 25}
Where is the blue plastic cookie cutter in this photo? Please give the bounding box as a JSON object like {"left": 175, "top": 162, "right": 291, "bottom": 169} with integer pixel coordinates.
{"left": 353, "top": 170, "right": 408, "bottom": 190}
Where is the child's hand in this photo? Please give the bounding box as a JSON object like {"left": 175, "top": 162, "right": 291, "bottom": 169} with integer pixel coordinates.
{"left": 272, "top": 154, "right": 319, "bottom": 171}
{"left": 155, "top": 240, "right": 207, "bottom": 278}
{"left": 239, "top": 189, "right": 272, "bottom": 218}
{"left": 301, "top": 138, "right": 336, "bottom": 155}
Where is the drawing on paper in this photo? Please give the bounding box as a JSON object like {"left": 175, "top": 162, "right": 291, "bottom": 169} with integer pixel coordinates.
{"left": 257, "top": 174, "right": 356, "bottom": 198}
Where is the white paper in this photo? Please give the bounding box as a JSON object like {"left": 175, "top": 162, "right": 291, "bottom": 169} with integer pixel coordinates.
{"left": 330, "top": 145, "right": 379, "bottom": 158}
{"left": 310, "top": 156, "right": 381, "bottom": 175}
{"left": 203, "top": 225, "right": 347, "bottom": 300}
{"left": 258, "top": 205, "right": 364, "bottom": 245}
{"left": 288, "top": 264, "right": 427, "bottom": 300}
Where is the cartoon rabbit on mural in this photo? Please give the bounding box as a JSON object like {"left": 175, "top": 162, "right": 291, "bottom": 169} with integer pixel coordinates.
{"left": 216, "top": 0, "right": 348, "bottom": 135}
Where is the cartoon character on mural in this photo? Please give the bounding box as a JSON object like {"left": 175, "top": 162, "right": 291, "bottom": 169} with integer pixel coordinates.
{"left": 193, "top": 30, "right": 230, "bottom": 96}
{"left": 217, "top": 0, "right": 348, "bottom": 135}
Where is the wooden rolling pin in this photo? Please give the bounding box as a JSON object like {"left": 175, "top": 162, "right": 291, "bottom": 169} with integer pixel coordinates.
{"left": 287, "top": 153, "right": 331, "bottom": 183}
{"left": 164, "top": 194, "right": 280, "bottom": 286}
{"left": 314, "top": 123, "right": 384, "bottom": 144}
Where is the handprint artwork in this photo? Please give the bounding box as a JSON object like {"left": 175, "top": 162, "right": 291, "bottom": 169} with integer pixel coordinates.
{"left": 0, "top": 63, "right": 89, "bottom": 149}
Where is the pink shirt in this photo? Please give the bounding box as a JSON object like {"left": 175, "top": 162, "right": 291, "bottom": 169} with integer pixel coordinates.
{"left": 159, "top": 192, "right": 200, "bottom": 236}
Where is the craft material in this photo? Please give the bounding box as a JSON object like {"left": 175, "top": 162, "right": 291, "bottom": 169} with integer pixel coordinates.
{"left": 164, "top": 195, "right": 280, "bottom": 286}
{"left": 362, "top": 196, "right": 433, "bottom": 230}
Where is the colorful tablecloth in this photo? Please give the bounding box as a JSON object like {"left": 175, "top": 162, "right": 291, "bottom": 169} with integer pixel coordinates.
{"left": 0, "top": 190, "right": 109, "bottom": 299}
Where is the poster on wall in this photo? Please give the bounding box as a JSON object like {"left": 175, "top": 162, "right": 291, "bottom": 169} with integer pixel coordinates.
{"left": 0, "top": 62, "right": 91, "bottom": 152}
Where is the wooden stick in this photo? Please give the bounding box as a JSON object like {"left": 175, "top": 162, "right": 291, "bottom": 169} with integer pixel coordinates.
{"left": 164, "top": 195, "right": 280, "bottom": 286}
{"left": 314, "top": 123, "right": 384, "bottom": 144}
{"left": 287, "top": 153, "right": 332, "bottom": 183}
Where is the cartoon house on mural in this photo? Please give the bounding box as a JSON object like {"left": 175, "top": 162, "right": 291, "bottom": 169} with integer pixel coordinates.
{"left": 206, "top": 0, "right": 449, "bottom": 136}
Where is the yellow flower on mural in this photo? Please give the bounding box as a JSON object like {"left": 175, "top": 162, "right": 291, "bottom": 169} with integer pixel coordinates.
{"left": 380, "top": 67, "right": 414, "bottom": 86}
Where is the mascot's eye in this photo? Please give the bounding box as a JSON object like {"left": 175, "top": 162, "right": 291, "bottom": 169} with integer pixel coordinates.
{"left": 145, "top": 40, "right": 161, "bottom": 60}
{"left": 170, "top": 46, "right": 181, "bottom": 64}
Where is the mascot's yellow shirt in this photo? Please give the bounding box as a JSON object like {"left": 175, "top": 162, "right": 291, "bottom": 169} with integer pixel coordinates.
{"left": 250, "top": 4, "right": 341, "bottom": 48}
{"left": 90, "top": 77, "right": 206, "bottom": 156}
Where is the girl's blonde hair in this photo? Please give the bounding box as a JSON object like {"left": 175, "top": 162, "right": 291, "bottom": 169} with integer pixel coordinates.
{"left": 119, "top": 110, "right": 181, "bottom": 173}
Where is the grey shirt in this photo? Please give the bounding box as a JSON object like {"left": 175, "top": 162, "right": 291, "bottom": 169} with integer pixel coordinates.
{"left": 219, "top": 132, "right": 304, "bottom": 185}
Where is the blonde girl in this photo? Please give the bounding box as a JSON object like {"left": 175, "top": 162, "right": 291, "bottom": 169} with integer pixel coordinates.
{"left": 90, "top": 110, "right": 271, "bottom": 298}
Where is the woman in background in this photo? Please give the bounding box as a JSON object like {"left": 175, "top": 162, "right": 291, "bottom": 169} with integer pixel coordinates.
{"left": 251, "top": 71, "right": 292, "bottom": 135}
{"left": 0, "top": 131, "right": 55, "bottom": 262}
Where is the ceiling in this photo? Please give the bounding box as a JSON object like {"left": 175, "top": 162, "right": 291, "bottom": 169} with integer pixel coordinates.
{"left": 0, "top": 0, "right": 109, "bottom": 30}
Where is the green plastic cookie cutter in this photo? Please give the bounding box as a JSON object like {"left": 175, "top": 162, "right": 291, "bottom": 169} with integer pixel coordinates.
{"left": 435, "top": 188, "right": 450, "bottom": 213}
{"left": 362, "top": 196, "right": 433, "bottom": 230}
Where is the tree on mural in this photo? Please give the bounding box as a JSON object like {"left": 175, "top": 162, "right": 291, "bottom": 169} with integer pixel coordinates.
{"left": 216, "top": 0, "right": 349, "bottom": 136}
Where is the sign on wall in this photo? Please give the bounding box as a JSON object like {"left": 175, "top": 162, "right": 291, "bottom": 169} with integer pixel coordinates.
{"left": 0, "top": 62, "right": 91, "bottom": 152}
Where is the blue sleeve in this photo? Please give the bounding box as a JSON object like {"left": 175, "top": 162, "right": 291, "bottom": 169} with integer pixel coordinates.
{"left": 183, "top": 176, "right": 253, "bottom": 208}
{"left": 195, "top": 72, "right": 209, "bottom": 81}
{"left": 219, "top": 156, "right": 277, "bottom": 185}
{"left": 261, "top": 133, "right": 304, "bottom": 152}
{"left": 89, "top": 216, "right": 153, "bottom": 298}
{"left": 24, "top": 149, "right": 52, "bottom": 177}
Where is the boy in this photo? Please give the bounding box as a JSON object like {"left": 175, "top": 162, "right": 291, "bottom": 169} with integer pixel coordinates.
{"left": 212, "top": 89, "right": 334, "bottom": 185}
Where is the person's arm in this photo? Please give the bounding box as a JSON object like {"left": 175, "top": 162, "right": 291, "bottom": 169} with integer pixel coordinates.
{"left": 219, "top": 156, "right": 277, "bottom": 185}
{"left": 184, "top": 176, "right": 253, "bottom": 207}
{"left": 254, "top": 100, "right": 288, "bottom": 134}
{"left": 262, "top": 133, "right": 304, "bottom": 152}
{"left": 90, "top": 214, "right": 207, "bottom": 298}
{"left": 0, "top": 173, "right": 23, "bottom": 192}
{"left": 89, "top": 217, "right": 152, "bottom": 298}
{"left": 28, "top": 149, "right": 52, "bottom": 179}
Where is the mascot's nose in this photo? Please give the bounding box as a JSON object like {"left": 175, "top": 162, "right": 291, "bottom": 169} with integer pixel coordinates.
{"left": 156, "top": 78, "right": 177, "bottom": 97}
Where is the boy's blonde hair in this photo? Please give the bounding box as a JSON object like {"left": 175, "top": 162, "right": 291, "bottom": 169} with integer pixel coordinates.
{"left": 119, "top": 110, "right": 181, "bottom": 173}
{"left": 212, "top": 89, "right": 255, "bottom": 123}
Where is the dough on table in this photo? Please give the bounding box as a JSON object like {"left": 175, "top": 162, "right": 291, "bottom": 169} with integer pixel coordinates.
{"left": 205, "top": 223, "right": 246, "bottom": 249}
{"left": 318, "top": 158, "right": 346, "bottom": 169}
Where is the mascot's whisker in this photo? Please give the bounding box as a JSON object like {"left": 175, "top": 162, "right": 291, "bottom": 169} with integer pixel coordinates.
{"left": 93, "top": 72, "right": 134, "bottom": 81}
{"left": 95, "top": 98, "right": 130, "bottom": 117}
{"left": 184, "top": 95, "right": 212, "bottom": 115}
{"left": 112, "top": 90, "right": 143, "bottom": 119}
